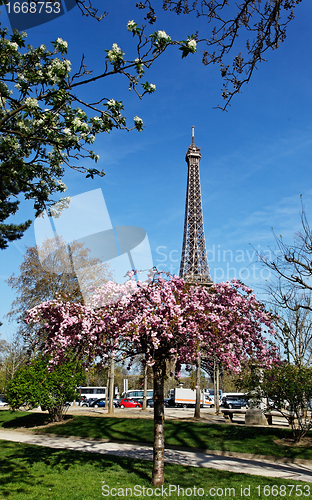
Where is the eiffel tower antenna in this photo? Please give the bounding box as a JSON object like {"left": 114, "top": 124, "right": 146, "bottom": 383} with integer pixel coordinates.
{"left": 179, "top": 127, "right": 213, "bottom": 285}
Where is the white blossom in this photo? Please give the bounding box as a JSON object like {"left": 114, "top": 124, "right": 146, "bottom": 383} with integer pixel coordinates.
{"left": 187, "top": 39, "right": 197, "bottom": 51}
{"left": 6, "top": 41, "right": 18, "bottom": 50}
{"left": 55, "top": 38, "right": 68, "bottom": 51}
{"left": 134, "top": 116, "right": 143, "bottom": 130}
{"left": 72, "top": 117, "right": 82, "bottom": 127}
{"left": 49, "top": 197, "right": 71, "bottom": 218}
{"left": 107, "top": 99, "right": 116, "bottom": 107}
{"left": 127, "top": 20, "right": 136, "bottom": 31}
{"left": 64, "top": 60, "right": 71, "bottom": 72}
{"left": 107, "top": 43, "right": 125, "bottom": 63}
{"left": 25, "top": 97, "right": 39, "bottom": 110}
{"left": 56, "top": 180, "right": 67, "bottom": 191}
{"left": 157, "top": 30, "right": 171, "bottom": 41}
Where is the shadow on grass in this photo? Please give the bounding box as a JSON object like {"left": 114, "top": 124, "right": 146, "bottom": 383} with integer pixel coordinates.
{"left": 1, "top": 439, "right": 310, "bottom": 500}
{"left": 0, "top": 440, "right": 153, "bottom": 497}
{"left": 42, "top": 416, "right": 155, "bottom": 442}
{"left": 0, "top": 411, "right": 72, "bottom": 429}
{"left": 1, "top": 411, "right": 312, "bottom": 461}
{"left": 164, "top": 421, "right": 310, "bottom": 459}
{"left": 42, "top": 416, "right": 310, "bottom": 459}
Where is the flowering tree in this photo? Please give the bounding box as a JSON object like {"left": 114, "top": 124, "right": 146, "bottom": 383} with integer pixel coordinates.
{"left": 1, "top": 0, "right": 303, "bottom": 247}
{"left": 25, "top": 274, "right": 276, "bottom": 485}
{"left": 0, "top": 25, "right": 196, "bottom": 249}
{"left": 89, "top": 278, "right": 139, "bottom": 413}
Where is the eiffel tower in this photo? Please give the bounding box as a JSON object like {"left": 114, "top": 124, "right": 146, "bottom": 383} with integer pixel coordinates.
{"left": 179, "top": 127, "right": 213, "bottom": 285}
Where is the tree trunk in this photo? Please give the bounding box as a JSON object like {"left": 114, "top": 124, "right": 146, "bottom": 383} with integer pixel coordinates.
{"left": 194, "top": 356, "right": 201, "bottom": 418}
{"left": 152, "top": 360, "right": 165, "bottom": 486}
{"left": 215, "top": 362, "right": 220, "bottom": 415}
{"left": 213, "top": 358, "right": 220, "bottom": 414}
{"left": 48, "top": 405, "right": 63, "bottom": 422}
{"left": 108, "top": 356, "right": 115, "bottom": 414}
{"left": 142, "top": 362, "right": 147, "bottom": 410}
{"left": 105, "top": 369, "right": 110, "bottom": 411}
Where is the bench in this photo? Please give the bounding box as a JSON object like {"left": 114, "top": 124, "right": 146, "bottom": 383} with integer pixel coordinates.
{"left": 221, "top": 409, "right": 283, "bottom": 425}
{"left": 221, "top": 409, "right": 247, "bottom": 423}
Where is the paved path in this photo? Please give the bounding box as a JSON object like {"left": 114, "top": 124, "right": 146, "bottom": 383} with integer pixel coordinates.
{"left": 1, "top": 429, "right": 312, "bottom": 483}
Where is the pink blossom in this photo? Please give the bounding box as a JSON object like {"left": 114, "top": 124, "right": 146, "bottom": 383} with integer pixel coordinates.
{"left": 24, "top": 273, "right": 278, "bottom": 374}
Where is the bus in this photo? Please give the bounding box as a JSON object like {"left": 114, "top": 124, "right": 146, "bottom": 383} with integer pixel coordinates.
{"left": 122, "top": 389, "right": 153, "bottom": 401}
{"left": 78, "top": 386, "right": 106, "bottom": 401}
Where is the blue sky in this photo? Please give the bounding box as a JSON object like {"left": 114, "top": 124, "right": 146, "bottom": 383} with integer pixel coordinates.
{"left": 1, "top": 0, "right": 312, "bottom": 341}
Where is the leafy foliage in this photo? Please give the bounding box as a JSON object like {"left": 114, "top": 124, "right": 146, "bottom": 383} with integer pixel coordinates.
{"left": 6, "top": 355, "right": 84, "bottom": 421}
{"left": 0, "top": 24, "right": 196, "bottom": 248}
{"left": 0, "top": 1, "right": 303, "bottom": 246}
{"left": 239, "top": 362, "right": 312, "bottom": 442}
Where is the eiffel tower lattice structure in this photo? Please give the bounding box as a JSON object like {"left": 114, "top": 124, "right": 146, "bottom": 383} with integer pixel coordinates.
{"left": 179, "top": 127, "right": 213, "bottom": 286}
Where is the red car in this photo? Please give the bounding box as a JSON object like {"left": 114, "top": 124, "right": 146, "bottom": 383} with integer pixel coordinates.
{"left": 118, "top": 398, "right": 142, "bottom": 409}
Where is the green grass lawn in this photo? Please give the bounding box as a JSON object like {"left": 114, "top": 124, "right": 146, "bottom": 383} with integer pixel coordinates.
{"left": 0, "top": 440, "right": 311, "bottom": 500}
{"left": 1, "top": 410, "right": 312, "bottom": 461}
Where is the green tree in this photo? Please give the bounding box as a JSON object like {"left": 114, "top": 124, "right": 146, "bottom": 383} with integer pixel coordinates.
{"left": 239, "top": 362, "right": 312, "bottom": 443}
{"left": 6, "top": 355, "right": 84, "bottom": 422}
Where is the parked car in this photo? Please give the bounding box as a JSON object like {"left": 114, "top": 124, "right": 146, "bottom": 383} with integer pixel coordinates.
{"left": 88, "top": 398, "right": 119, "bottom": 408}
{"left": 117, "top": 398, "right": 142, "bottom": 409}
{"left": 138, "top": 398, "right": 154, "bottom": 408}
{"left": 81, "top": 398, "right": 98, "bottom": 407}
{"left": 221, "top": 396, "right": 249, "bottom": 409}
{"left": 88, "top": 398, "right": 106, "bottom": 408}
{"left": 0, "top": 397, "right": 8, "bottom": 407}
{"left": 137, "top": 398, "right": 171, "bottom": 408}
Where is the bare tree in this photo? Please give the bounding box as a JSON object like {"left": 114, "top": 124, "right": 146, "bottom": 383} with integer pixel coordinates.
{"left": 260, "top": 204, "right": 312, "bottom": 310}
{"left": 0, "top": 335, "right": 27, "bottom": 393}
{"left": 139, "top": 0, "right": 303, "bottom": 109}
{"left": 259, "top": 202, "right": 312, "bottom": 366}
{"left": 272, "top": 299, "right": 312, "bottom": 367}
{"left": 6, "top": 237, "right": 111, "bottom": 350}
